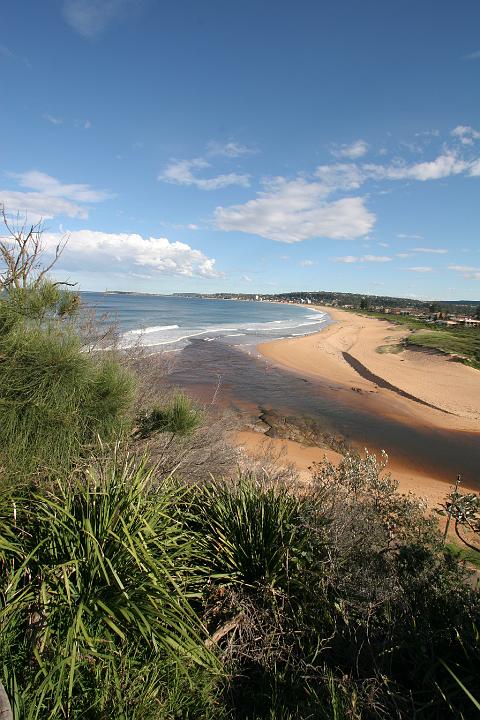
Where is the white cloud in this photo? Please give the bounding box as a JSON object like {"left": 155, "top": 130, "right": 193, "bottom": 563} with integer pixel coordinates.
{"left": 214, "top": 177, "right": 375, "bottom": 243}
{"left": 44, "top": 230, "right": 222, "bottom": 279}
{"left": 397, "top": 233, "right": 423, "bottom": 239}
{"left": 10, "top": 170, "right": 113, "bottom": 202}
{"left": 451, "top": 125, "right": 480, "bottom": 145}
{"left": 62, "top": 0, "right": 137, "bottom": 38}
{"left": 378, "top": 242, "right": 389, "bottom": 247}
{"left": 364, "top": 151, "right": 469, "bottom": 182}
{"left": 84, "top": 119, "right": 92, "bottom": 129}
{"left": 330, "top": 139, "right": 368, "bottom": 160}
{"left": 412, "top": 247, "right": 448, "bottom": 254}
{"left": 167, "top": 222, "right": 200, "bottom": 231}
{"left": 314, "top": 163, "right": 364, "bottom": 192}
{"left": 206, "top": 141, "right": 256, "bottom": 158}
{"left": 333, "top": 255, "right": 391, "bottom": 264}
{"left": 241, "top": 274, "right": 252, "bottom": 282}
{"left": 314, "top": 147, "right": 480, "bottom": 199}
{"left": 0, "top": 170, "right": 113, "bottom": 221}
{"left": 408, "top": 266, "right": 433, "bottom": 273}
{"left": 299, "top": 259, "right": 314, "bottom": 267}
{"left": 469, "top": 158, "right": 480, "bottom": 176}
{"left": 0, "top": 191, "right": 89, "bottom": 221}
{"left": 362, "top": 254, "right": 392, "bottom": 263}
{"left": 159, "top": 158, "right": 250, "bottom": 190}
{"left": 465, "top": 50, "right": 480, "bottom": 60}
{"left": 448, "top": 264, "right": 477, "bottom": 272}
{"left": 43, "top": 114, "right": 63, "bottom": 125}
{"left": 395, "top": 253, "right": 412, "bottom": 259}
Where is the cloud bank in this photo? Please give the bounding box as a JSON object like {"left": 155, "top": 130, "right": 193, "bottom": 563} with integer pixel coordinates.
{"left": 44, "top": 230, "right": 223, "bottom": 279}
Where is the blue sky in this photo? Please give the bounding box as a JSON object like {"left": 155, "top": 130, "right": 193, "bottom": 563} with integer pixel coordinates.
{"left": 1, "top": 0, "right": 480, "bottom": 300}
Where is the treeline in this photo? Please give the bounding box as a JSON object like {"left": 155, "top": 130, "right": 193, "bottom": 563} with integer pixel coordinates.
{"left": 0, "top": 213, "right": 479, "bottom": 719}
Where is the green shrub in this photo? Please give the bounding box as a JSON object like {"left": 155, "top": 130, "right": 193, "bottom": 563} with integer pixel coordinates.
{"left": 191, "top": 474, "right": 315, "bottom": 588}
{"left": 136, "top": 392, "right": 203, "bottom": 439}
{"left": 0, "top": 285, "right": 135, "bottom": 485}
{"left": 0, "top": 453, "right": 218, "bottom": 719}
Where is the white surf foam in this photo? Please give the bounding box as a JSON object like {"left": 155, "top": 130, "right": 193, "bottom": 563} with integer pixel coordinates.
{"left": 124, "top": 324, "right": 179, "bottom": 336}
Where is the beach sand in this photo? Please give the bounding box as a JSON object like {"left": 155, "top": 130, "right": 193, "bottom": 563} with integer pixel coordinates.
{"left": 258, "top": 306, "right": 480, "bottom": 428}
{"left": 233, "top": 306, "right": 480, "bottom": 507}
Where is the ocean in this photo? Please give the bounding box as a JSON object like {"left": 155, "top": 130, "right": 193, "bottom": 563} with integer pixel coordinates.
{"left": 80, "top": 293, "right": 330, "bottom": 349}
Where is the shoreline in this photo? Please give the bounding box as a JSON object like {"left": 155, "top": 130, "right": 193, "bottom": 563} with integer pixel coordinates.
{"left": 243, "top": 305, "right": 480, "bottom": 501}
{"left": 234, "top": 430, "right": 460, "bottom": 511}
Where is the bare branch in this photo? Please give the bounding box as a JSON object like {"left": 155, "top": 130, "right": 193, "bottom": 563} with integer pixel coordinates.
{"left": 0, "top": 205, "right": 69, "bottom": 290}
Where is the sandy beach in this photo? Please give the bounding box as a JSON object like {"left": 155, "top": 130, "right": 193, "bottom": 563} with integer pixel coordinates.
{"left": 234, "top": 306, "right": 480, "bottom": 507}
{"left": 258, "top": 306, "right": 480, "bottom": 428}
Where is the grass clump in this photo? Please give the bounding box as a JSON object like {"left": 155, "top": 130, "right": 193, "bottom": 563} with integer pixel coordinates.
{"left": 191, "top": 474, "right": 315, "bottom": 587}
{"left": 375, "top": 343, "right": 404, "bottom": 354}
{"left": 136, "top": 392, "right": 203, "bottom": 439}
{"left": 0, "top": 453, "right": 219, "bottom": 719}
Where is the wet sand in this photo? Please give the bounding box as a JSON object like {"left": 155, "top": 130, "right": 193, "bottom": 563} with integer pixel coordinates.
{"left": 235, "top": 430, "right": 462, "bottom": 510}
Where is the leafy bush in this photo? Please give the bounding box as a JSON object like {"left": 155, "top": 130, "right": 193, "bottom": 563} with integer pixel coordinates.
{"left": 191, "top": 474, "right": 316, "bottom": 587}
{"left": 190, "top": 455, "right": 480, "bottom": 719}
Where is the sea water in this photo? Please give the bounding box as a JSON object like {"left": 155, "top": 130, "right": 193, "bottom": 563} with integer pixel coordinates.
{"left": 80, "top": 293, "right": 330, "bottom": 350}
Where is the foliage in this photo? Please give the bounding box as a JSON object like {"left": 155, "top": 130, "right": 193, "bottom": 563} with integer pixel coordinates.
{"left": 445, "top": 542, "right": 480, "bottom": 568}
{"left": 191, "top": 474, "right": 321, "bottom": 588}
{"left": 0, "top": 453, "right": 219, "bottom": 719}
{"left": 188, "top": 474, "right": 332, "bottom": 719}
{"left": 0, "top": 286, "right": 134, "bottom": 484}
{"left": 136, "top": 392, "right": 203, "bottom": 439}
{"left": 188, "top": 454, "right": 480, "bottom": 719}
{"left": 0, "top": 209, "right": 66, "bottom": 291}
{"left": 406, "top": 328, "right": 480, "bottom": 369}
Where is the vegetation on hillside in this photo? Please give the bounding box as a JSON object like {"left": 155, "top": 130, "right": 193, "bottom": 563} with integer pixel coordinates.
{"left": 356, "top": 310, "right": 480, "bottom": 369}
{"left": 0, "top": 211, "right": 479, "bottom": 718}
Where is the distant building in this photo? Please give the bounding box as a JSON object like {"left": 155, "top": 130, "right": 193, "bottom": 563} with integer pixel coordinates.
{"left": 463, "top": 317, "right": 480, "bottom": 327}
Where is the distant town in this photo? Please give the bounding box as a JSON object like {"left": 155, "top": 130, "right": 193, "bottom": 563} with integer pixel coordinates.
{"left": 172, "top": 291, "right": 480, "bottom": 327}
